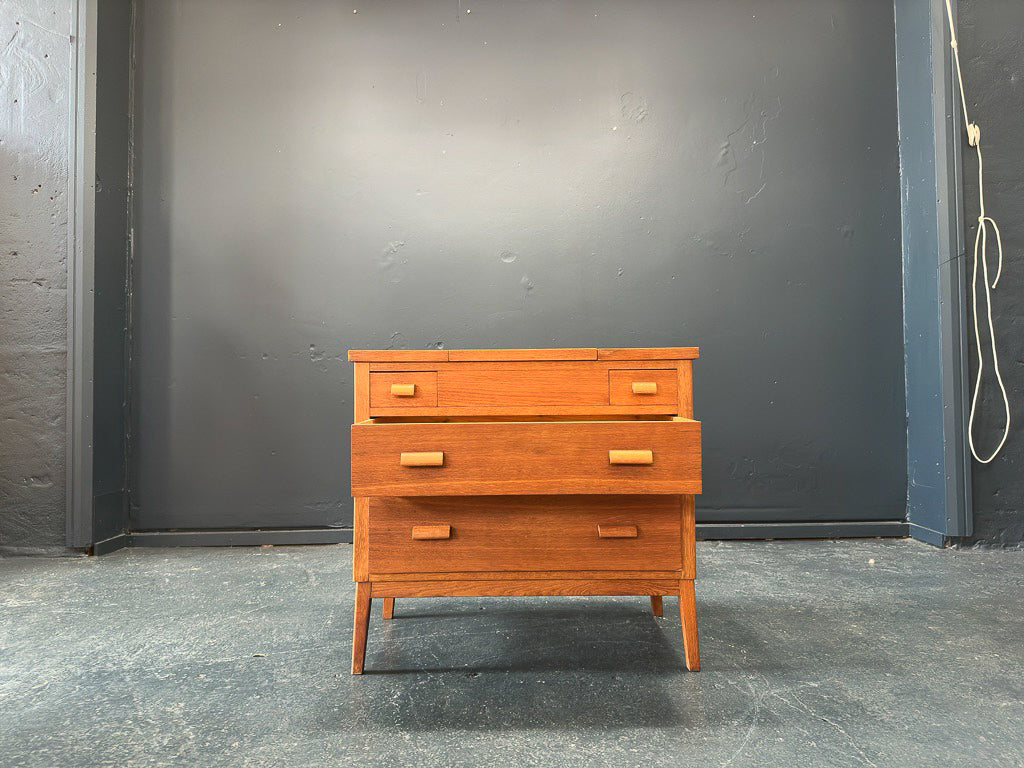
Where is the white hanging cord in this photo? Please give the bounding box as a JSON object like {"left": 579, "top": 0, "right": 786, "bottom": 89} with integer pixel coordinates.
{"left": 944, "top": 0, "right": 1011, "bottom": 463}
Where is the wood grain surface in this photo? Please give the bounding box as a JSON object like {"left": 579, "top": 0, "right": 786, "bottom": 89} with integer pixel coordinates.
{"left": 679, "top": 579, "right": 700, "bottom": 671}
{"left": 351, "top": 583, "right": 371, "bottom": 674}
{"left": 609, "top": 368, "right": 678, "bottom": 406}
{"left": 349, "top": 349, "right": 449, "bottom": 362}
{"left": 597, "top": 347, "right": 699, "bottom": 361}
{"left": 349, "top": 348, "right": 700, "bottom": 362}
{"left": 448, "top": 348, "right": 598, "bottom": 362}
{"left": 351, "top": 420, "right": 702, "bottom": 496}
{"left": 367, "top": 495, "right": 682, "bottom": 573}
{"left": 370, "top": 372, "right": 437, "bottom": 408}
{"left": 347, "top": 347, "right": 702, "bottom": 672}
{"left": 367, "top": 569, "right": 684, "bottom": 581}
{"left": 438, "top": 366, "right": 608, "bottom": 407}
{"left": 371, "top": 578, "right": 681, "bottom": 598}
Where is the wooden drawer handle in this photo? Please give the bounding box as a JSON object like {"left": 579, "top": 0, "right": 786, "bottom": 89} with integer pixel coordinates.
{"left": 411, "top": 524, "right": 451, "bottom": 541}
{"left": 390, "top": 383, "right": 416, "bottom": 397}
{"left": 608, "top": 450, "right": 653, "bottom": 465}
{"left": 631, "top": 381, "right": 658, "bottom": 395}
{"left": 400, "top": 451, "right": 444, "bottom": 467}
{"left": 598, "top": 524, "right": 638, "bottom": 538}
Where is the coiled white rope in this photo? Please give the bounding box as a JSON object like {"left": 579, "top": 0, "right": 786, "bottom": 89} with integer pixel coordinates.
{"left": 945, "top": 0, "right": 1011, "bottom": 463}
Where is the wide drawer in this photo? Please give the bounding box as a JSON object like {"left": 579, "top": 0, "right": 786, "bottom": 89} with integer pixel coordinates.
{"left": 351, "top": 419, "right": 701, "bottom": 496}
{"left": 367, "top": 496, "right": 683, "bottom": 572}
{"left": 436, "top": 366, "right": 607, "bottom": 407}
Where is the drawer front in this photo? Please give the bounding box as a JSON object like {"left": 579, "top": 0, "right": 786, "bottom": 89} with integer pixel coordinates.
{"left": 369, "top": 372, "right": 437, "bottom": 408}
{"left": 609, "top": 369, "right": 678, "bottom": 406}
{"left": 351, "top": 419, "right": 701, "bottom": 495}
{"left": 368, "top": 496, "right": 683, "bottom": 572}
{"left": 437, "top": 367, "right": 607, "bottom": 407}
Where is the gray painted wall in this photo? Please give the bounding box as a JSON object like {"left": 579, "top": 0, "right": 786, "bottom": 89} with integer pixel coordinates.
{"left": 132, "top": 0, "right": 906, "bottom": 532}
{"left": 959, "top": 0, "right": 1024, "bottom": 547}
{"left": 0, "top": 1, "right": 73, "bottom": 555}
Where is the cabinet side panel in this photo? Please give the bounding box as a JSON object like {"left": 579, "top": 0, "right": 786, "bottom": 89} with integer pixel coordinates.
{"left": 682, "top": 494, "right": 696, "bottom": 579}
{"left": 353, "top": 497, "right": 369, "bottom": 581}
{"left": 677, "top": 361, "right": 694, "bottom": 419}
{"left": 354, "top": 363, "right": 370, "bottom": 422}
{"left": 353, "top": 363, "right": 370, "bottom": 582}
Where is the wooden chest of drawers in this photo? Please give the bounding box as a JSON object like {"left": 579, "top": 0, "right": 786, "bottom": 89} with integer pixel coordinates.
{"left": 347, "top": 347, "right": 702, "bottom": 673}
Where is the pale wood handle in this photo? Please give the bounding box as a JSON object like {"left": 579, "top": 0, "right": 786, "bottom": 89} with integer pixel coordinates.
{"left": 598, "top": 524, "right": 638, "bottom": 538}
{"left": 411, "top": 524, "right": 451, "bottom": 540}
{"left": 390, "top": 383, "right": 416, "bottom": 397}
{"left": 608, "top": 449, "right": 653, "bottom": 465}
{"left": 400, "top": 451, "right": 444, "bottom": 467}
{"left": 631, "top": 381, "right": 658, "bottom": 395}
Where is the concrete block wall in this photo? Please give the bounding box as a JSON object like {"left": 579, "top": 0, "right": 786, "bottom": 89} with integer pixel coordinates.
{"left": 0, "top": 1, "right": 74, "bottom": 555}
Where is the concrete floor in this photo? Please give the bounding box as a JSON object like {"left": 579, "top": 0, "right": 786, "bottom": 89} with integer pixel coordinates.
{"left": 1, "top": 540, "right": 1022, "bottom": 768}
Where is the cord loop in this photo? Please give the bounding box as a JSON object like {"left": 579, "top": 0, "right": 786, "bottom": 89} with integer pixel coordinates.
{"left": 946, "top": 0, "right": 1011, "bottom": 463}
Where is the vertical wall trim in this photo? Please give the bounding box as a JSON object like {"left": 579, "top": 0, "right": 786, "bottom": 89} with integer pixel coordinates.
{"left": 933, "top": 0, "right": 972, "bottom": 537}
{"left": 66, "top": 0, "right": 98, "bottom": 548}
{"left": 895, "top": 0, "right": 971, "bottom": 546}
{"left": 123, "top": 0, "right": 139, "bottom": 521}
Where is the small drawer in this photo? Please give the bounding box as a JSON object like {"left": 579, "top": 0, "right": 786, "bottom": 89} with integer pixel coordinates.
{"left": 367, "top": 496, "right": 683, "bottom": 573}
{"left": 609, "top": 369, "right": 678, "bottom": 406}
{"left": 369, "top": 372, "right": 437, "bottom": 408}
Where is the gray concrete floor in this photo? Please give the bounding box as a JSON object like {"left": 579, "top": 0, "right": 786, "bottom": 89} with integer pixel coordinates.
{"left": 1, "top": 540, "right": 1022, "bottom": 768}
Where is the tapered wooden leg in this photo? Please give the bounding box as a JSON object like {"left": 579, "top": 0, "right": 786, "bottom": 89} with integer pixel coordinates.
{"left": 679, "top": 579, "right": 700, "bottom": 671}
{"left": 650, "top": 596, "right": 664, "bottom": 617}
{"left": 382, "top": 597, "right": 395, "bottom": 620}
{"left": 352, "top": 582, "right": 371, "bottom": 675}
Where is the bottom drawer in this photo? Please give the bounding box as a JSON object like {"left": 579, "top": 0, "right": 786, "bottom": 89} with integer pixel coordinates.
{"left": 367, "top": 495, "right": 683, "bottom": 573}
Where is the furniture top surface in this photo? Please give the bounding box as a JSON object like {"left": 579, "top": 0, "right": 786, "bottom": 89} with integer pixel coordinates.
{"left": 348, "top": 347, "right": 699, "bottom": 363}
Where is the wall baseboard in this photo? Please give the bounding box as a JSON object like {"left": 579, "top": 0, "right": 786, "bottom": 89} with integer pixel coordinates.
{"left": 90, "top": 533, "right": 131, "bottom": 555}
{"left": 87, "top": 522, "right": 908, "bottom": 554}
{"left": 907, "top": 523, "right": 947, "bottom": 548}
{"left": 696, "top": 521, "right": 909, "bottom": 540}
{"left": 128, "top": 528, "right": 353, "bottom": 549}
